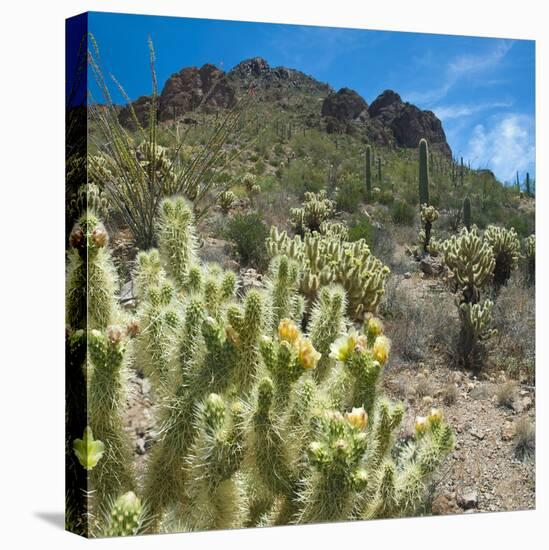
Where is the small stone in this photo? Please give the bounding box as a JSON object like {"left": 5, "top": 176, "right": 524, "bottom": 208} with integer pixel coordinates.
{"left": 136, "top": 438, "right": 146, "bottom": 455}
{"left": 501, "top": 422, "right": 515, "bottom": 441}
{"left": 457, "top": 488, "right": 478, "bottom": 510}
{"left": 404, "top": 272, "right": 411, "bottom": 279}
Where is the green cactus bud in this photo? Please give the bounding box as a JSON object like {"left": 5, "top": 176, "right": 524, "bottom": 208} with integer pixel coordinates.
{"left": 73, "top": 426, "right": 105, "bottom": 471}
{"left": 104, "top": 492, "right": 143, "bottom": 537}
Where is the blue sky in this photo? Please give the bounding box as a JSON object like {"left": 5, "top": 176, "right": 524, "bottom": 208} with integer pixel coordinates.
{"left": 87, "top": 12, "right": 535, "bottom": 184}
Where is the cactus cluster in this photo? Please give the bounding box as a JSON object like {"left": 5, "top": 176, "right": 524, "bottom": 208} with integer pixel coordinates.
{"left": 441, "top": 228, "right": 496, "bottom": 370}
{"left": 289, "top": 190, "right": 335, "bottom": 235}
{"left": 67, "top": 195, "right": 453, "bottom": 536}
{"left": 484, "top": 225, "right": 520, "bottom": 290}
{"left": 266, "top": 226, "right": 390, "bottom": 320}
{"left": 523, "top": 234, "right": 535, "bottom": 285}
{"left": 419, "top": 204, "right": 440, "bottom": 255}
{"left": 218, "top": 190, "right": 237, "bottom": 213}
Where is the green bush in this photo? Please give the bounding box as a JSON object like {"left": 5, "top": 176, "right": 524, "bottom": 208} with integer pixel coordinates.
{"left": 507, "top": 214, "right": 534, "bottom": 239}
{"left": 391, "top": 200, "right": 415, "bottom": 225}
{"left": 348, "top": 214, "right": 374, "bottom": 245}
{"left": 224, "top": 213, "right": 268, "bottom": 268}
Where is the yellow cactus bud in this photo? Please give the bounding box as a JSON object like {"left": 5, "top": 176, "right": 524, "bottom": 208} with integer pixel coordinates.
{"left": 428, "top": 407, "right": 443, "bottom": 425}
{"left": 297, "top": 337, "right": 321, "bottom": 370}
{"left": 278, "top": 318, "right": 300, "bottom": 344}
{"left": 329, "top": 330, "right": 363, "bottom": 362}
{"left": 415, "top": 416, "right": 429, "bottom": 435}
{"left": 367, "top": 317, "right": 384, "bottom": 338}
{"left": 346, "top": 407, "right": 368, "bottom": 430}
{"left": 372, "top": 335, "right": 391, "bottom": 365}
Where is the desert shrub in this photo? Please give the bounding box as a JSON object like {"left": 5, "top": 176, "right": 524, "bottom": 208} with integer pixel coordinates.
{"left": 496, "top": 381, "right": 517, "bottom": 409}
{"left": 514, "top": 418, "right": 535, "bottom": 462}
{"left": 507, "top": 214, "right": 534, "bottom": 239}
{"left": 348, "top": 214, "right": 374, "bottom": 245}
{"left": 493, "top": 276, "right": 535, "bottom": 382}
{"left": 391, "top": 200, "right": 415, "bottom": 226}
{"left": 442, "top": 384, "right": 458, "bottom": 406}
{"left": 224, "top": 213, "right": 268, "bottom": 268}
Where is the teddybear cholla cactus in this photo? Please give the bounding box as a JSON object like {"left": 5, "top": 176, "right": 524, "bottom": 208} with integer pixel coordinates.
{"left": 73, "top": 196, "right": 453, "bottom": 535}
{"left": 523, "top": 234, "right": 535, "bottom": 285}
{"left": 442, "top": 227, "right": 496, "bottom": 370}
{"left": 218, "top": 190, "right": 237, "bottom": 213}
{"left": 266, "top": 226, "right": 389, "bottom": 320}
{"left": 419, "top": 204, "right": 440, "bottom": 255}
{"left": 289, "top": 190, "right": 335, "bottom": 235}
{"left": 484, "top": 225, "right": 520, "bottom": 290}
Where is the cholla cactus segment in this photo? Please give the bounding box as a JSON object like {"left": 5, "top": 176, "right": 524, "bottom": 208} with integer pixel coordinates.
{"left": 442, "top": 227, "right": 495, "bottom": 300}
{"left": 156, "top": 196, "right": 198, "bottom": 290}
{"left": 133, "top": 249, "right": 165, "bottom": 301}
{"left": 88, "top": 328, "right": 135, "bottom": 507}
{"left": 484, "top": 225, "right": 520, "bottom": 289}
{"left": 309, "top": 285, "right": 347, "bottom": 381}
{"left": 319, "top": 220, "right": 349, "bottom": 240}
{"left": 290, "top": 190, "right": 335, "bottom": 234}
{"left": 297, "top": 409, "right": 369, "bottom": 523}
{"left": 267, "top": 255, "right": 302, "bottom": 328}
{"left": 218, "top": 190, "right": 237, "bottom": 213}
{"left": 184, "top": 394, "right": 245, "bottom": 531}
{"left": 66, "top": 214, "right": 117, "bottom": 330}
{"left": 73, "top": 426, "right": 105, "bottom": 471}
{"left": 135, "top": 281, "right": 181, "bottom": 391}
{"left": 103, "top": 492, "right": 144, "bottom": 537}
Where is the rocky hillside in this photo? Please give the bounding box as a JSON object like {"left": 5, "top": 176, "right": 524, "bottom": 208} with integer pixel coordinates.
{"left": 118, "top": 56, "right": 451, "bottom": 157}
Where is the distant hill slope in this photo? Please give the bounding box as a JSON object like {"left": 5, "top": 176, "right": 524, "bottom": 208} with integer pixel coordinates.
{"left": 118, "top": 56, "right": 451, "bottom": 157}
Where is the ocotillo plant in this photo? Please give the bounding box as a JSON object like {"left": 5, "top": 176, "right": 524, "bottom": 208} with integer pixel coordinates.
{"left": 418, "top": 138, "right": 430, "bottom": 206}
{"left": 365, "top": 145, "right": 372, "bottom": 200}
{"left": 460, "top": 156, "right": 464, "bottom": 186}
{"left": 463, "top": 196, "right": 472, "bottom": 231}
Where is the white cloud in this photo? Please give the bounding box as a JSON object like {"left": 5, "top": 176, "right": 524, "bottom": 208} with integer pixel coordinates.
{"left": 433, "top": 100, "right": 513, "bottom": 120}
{"left": 465, "top": 114, "right": 535, "bottom": 182}
{"left": 406, "top": 40, "right": 514, "bottom": 106}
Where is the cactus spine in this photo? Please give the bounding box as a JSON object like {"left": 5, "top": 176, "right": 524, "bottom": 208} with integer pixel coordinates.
{"left": 418, "top": 138, "right": 429, "bottom": 206}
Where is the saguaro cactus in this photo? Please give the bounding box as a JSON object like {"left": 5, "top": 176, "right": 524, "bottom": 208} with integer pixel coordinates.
{"left": 365, "top": 145, "right": 372, "bottom": 199}
{"left": 418, "top": 138, "right": 430, "bottom": 206}
{"left": 463, "top": 196, "right": 472, "bottom": 231}
{"left": 526, "top": 172, "right": 531, "bottom": 196}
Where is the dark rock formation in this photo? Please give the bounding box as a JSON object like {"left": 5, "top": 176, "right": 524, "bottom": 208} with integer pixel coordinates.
{"left": 321, "top": 88, "right": 369, "bottom": 121}
{"left": 368, "top": 90, "right": 451, "bottom": 156}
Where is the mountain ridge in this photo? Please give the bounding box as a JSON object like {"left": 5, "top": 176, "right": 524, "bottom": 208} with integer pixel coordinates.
{"left": 118, "top": 56, "right": 451, "bottom": 157}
